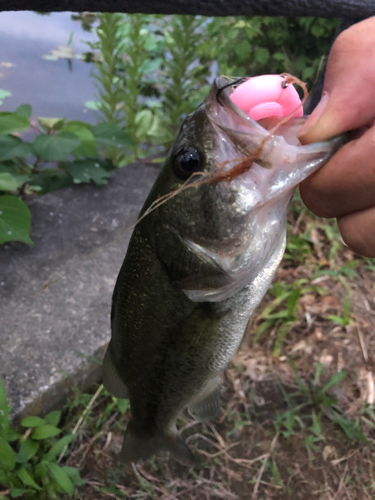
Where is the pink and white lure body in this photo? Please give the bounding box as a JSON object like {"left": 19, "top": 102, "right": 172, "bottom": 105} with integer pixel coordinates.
{"left": 230, "top": 74, "right": 303, "bottom": 121}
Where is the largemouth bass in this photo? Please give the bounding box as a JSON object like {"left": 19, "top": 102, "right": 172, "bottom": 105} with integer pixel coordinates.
{"left": 103, "top": 76, "right": 345, "bottom": 465}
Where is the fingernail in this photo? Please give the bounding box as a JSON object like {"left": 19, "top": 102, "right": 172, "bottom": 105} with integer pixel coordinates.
{"left": 298, "top": 92, "right": 329, "bottom": 142}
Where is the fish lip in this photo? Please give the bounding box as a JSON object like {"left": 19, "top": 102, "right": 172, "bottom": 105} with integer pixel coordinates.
{"left": 205, "top": 77, "right": 273, "bottom": 176}
{"left": 212, "top": 76, "right": 243, "bottom": 112}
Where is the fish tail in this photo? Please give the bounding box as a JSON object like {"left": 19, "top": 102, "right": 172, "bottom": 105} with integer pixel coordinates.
{"left": 121, "top": 423, "right": 194, "bottom": 466}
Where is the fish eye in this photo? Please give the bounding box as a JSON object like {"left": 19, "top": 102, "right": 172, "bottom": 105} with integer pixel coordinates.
{"left": 172, "top": 147, "right": 204, "bottom": 179}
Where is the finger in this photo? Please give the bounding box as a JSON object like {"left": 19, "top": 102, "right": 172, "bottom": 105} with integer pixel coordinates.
{"left": 300, "top": 125, "right": 375, "bottom": 218}
{"left": 338, "top": 206, "right": 375, "bottom": 258}
{"left": 298, "top": 16, "right": 375, "bottom": 144}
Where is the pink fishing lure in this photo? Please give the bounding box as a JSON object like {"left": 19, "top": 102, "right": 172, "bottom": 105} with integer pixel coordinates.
{"left": 230, "top": 74, "right": 303, "bottom": 121}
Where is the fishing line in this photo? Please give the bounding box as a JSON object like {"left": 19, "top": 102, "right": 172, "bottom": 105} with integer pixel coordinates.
{"left": 215, "top": 76, "right": 248, "bottom": 104}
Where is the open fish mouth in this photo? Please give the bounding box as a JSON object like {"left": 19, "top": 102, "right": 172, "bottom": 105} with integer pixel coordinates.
{"left": 209, "top": 75, "right": 307, "bottom": 145}
{"left": 203, "top": 76, "right": 344, "bottom": 203}
{"left": 206, "top": 76, "right": 303, "bottom": 170}
{"left": 175, "top": 76, "right": 347, "bottom": 303}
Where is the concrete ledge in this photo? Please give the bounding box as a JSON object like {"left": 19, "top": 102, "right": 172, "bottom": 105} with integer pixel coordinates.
{"left": 0, "top": 162, "right": 159, "bottom": 418}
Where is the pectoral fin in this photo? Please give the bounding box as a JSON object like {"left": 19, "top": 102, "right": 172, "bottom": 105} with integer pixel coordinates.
{"left": 188, "top": 383, "right": 222, "bottom": 422}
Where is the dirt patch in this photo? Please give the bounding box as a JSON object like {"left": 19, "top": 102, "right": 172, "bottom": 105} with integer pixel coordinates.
{"left": 59, "top": 206, "right": 375, "bottom": 499}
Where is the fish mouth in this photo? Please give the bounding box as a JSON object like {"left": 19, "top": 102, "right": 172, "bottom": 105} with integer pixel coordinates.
{"left": 206, "top": 76, "right": 308, "bottom": 162}
{"left": 207, "top": 76, "right": 270, "bottom": 134}
{"left": 210, "top": 75, "right": 307, "bottom": 130}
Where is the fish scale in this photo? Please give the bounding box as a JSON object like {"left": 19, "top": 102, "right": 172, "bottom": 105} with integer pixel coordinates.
{"left": 103, "top": 76, "right": 347, "bottom": 465}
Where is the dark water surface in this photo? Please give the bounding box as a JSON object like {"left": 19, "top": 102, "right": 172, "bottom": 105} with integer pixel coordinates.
{"left": 0, "top": 11, "right": 97, "bottom": 123}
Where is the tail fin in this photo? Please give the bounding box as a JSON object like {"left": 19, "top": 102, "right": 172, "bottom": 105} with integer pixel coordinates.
{"left": 121, "top": 424, "right": 194, "bottom": 466}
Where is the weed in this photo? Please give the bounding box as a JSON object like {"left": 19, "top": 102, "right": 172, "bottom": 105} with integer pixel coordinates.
{"left": 274, "top": 408, "right": 305, "bottom": 438}
{"left": 364, "top": 257, "right": 375, "bottom": 273}
{"left": 327, "top": 296, "right": 352, "bottom": 326}
{"left": 284, "top": 230, "right": 314, "bottom": 264}
{"left": 0, "top": 379, "right": 84, "bottom": 499}
{"left": 87, "top": 13, "right": 162, "bottom": 163}
{"left": 253, "top": 279, "right": 325, "bottom": 356}
{"left": 290, "top": 360, "right": 347, "bottom": 408}
{"left": 271, "top": 362, "right": 369, "bottom": 459}
{"left": 0, "top": 109, "right": 132, "bottom": 244}
{"left": 159, "top": 16, "right": 211, "bottom": 137}
{"left": 320, "top": 405, "right": 370, "bottom": 445}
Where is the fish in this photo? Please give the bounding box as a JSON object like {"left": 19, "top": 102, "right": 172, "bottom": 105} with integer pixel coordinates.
{"left": 102, "top": 76, "right": 346, "bottom": 466}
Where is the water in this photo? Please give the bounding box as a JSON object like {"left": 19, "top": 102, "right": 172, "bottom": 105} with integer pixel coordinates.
{"left": 0, "top": 11, "right": 97, "bottom": 123}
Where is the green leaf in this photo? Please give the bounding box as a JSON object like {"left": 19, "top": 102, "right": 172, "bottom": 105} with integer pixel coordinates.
{"left": 0, "top": 134, "right": 35, "bottom": 161}
{"left": 6, "top": 429, "right": 21, "bottom": 442}
{"left": 0, "top": 436, "right": 16, "bottom": 471}
{"left": 287, "top": 288, "right": 300, "bottom": 315}
{"left": 9, "top": 488, "right": 28, "bottom": 498}
{"left": 44, "top": 410, "right": 61, "bottom": 427}
{"left": 321, "top": 371, "right": 347, "bottom": 395}
{"left": 33, "top": 132, "right": 80, "bottom": 161}
{"left": 15, "top": 104, "right": 32, "bottom": 119}
{"left": 84, "top": 100, "right": 100, "bottom": 111}
{"left": 234, "top": 40, "right": 251, "bottom": 61}
{"left": 115, "top": 398, "right": 129, "bottom": 414}
{"left": 135, "top": 109, "right": 154, "bottom": 140}
{"left": 38, "top": 117, "right": 66, "bottom": 132}
{"left": 0, "top": 173, "right": 25, "bottom": 192}
{"left": 64, "top": 121, "right": 98, "bottom": 157}
{"left": 0, "top": 195, "right": 33, "bottom": 245}
{"left": 0, "top": 469, "right": 9, "bottom": 485}
{"left": 35, "top": 461, "right": 48, "bottom": 482}
{"left": 254, "top": 47, "right": 270, "bottom": 65}
{"left": 0, "top": 379, "right": 9, "bottom": 439}
{"left": 48, "top": 462, "right": 74, "bottom": 496}
{"left": 63, "top": 466, "right": 85, "bottom": 487}
{"left": 140, "top": 57, "right": 162, "bottom": 74}
{"left": 31, "top": 425, "right": 61, "bottom": 440}
{"left": 146, "top": 114, "right": 165, "bottom": 139}
{"left": 29, "top": 168, "right": 72, "bottom": 194}
{"left": 311, "top": 24, "right": 325, "bottom": 38}
{"left": 66, "top": 159, "right": 110, "bottom": 185}
{"left": 17, "top": 467, "right": 42, "bottom": 490}
{"left": 18, "top": 439, "right": 40, "bottom": 462}
{"left": 91, "top": 123, "right": 134, "bottom": 147}
{"left": 313, "top": 362, "right": 324, "bottom": 388}
{"left": 0, "top": 90, "right": 11, "bottom": 106}
{"left": 327, "top": 314, "right": 345, "bottom": 325}
{"left": 253, "top": 319, "right": 274, "bottom": 344}
{"left": 21, "top": 416, "right": 46, "bottom": 428}
{"left": 0, "top": 89, "right": 11, "bottom": 100}
{"left": 0, "top": 113, "right": 30, "bottom": 134}
{"left": 46, "top": 433, "right": 74, "bottom": 461}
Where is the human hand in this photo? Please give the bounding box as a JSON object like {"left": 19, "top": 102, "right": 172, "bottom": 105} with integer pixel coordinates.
{"left": 298, "top": 16, "right": 375, "bottom": 258}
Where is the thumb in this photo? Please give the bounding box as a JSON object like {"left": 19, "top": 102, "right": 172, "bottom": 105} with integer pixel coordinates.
{"left": 298, "top": 16, "right": 375, "bottom": 145}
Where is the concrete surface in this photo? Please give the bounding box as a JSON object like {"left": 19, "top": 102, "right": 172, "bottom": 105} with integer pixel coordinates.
{"left": 0, "top": 162, "right": 159, "bottom": 418}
